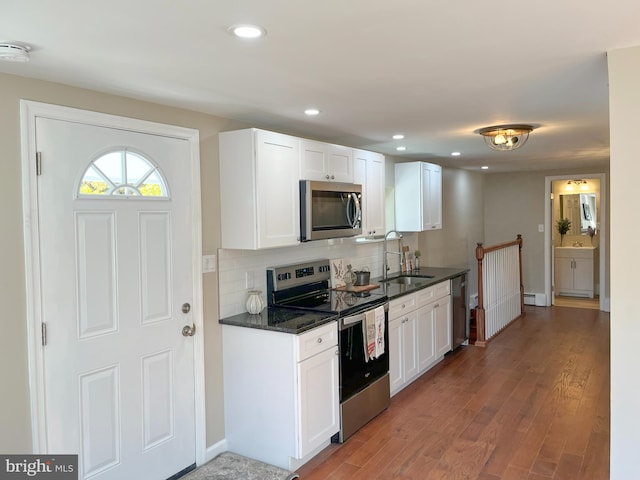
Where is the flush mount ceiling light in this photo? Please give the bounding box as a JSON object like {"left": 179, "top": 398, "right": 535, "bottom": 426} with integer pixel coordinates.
{"left": 0, "top": 43, "right": 31, "bottom": 62}
{"left": 304, "top": 108, "right": 320, "bottom": 116}
{"left": 476, "top": 124, "right": 535, "bottom": 151}
{"left": 228, "top": 24, "right": 266, "bottom": 39}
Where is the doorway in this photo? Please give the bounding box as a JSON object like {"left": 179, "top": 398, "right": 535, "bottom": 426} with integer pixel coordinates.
{"left": 544, "top": 173, "right": 607, "bottom": 311}
{"left": 21, "top": 101, "right": 206, "bottom": 478}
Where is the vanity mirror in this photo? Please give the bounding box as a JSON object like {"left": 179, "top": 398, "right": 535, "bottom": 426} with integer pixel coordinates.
{"left": 559, "top": 192, "right": 597, "bottom": 235}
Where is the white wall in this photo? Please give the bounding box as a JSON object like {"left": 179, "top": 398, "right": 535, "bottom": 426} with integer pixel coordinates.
{"left": 608, "top": 45, "right": 640, "bottom": 479}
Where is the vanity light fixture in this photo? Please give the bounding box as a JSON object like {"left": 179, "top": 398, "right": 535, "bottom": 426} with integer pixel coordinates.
{"left": 0, "top": 43, "right": 30, "bottom": 62}
{"left": 566, "top": 179, "right": 588, "bottom": 191}
{"left": 228, "top": 24, "right": 266, "bottom": 39}
{"left": 476, "top": 124, "right": 535, "bottom": 151}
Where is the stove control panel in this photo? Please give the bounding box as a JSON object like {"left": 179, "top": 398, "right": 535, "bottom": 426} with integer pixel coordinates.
{"left": 267, "top": 259, "right": 331, "bottom": 293}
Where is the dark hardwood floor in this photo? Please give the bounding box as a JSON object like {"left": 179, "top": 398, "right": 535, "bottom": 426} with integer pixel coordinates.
{"left": 296, "top": 305, "right": 610, "bottom": 479}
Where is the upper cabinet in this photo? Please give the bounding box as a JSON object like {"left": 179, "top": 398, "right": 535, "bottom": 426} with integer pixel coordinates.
{"left": 219, "top": 129, "right": 301, "bottom": 249}
{"left": 354, "top": 149, "right": 385, "bottom": 238}
{"left": 394, "top": 161, "right": 442, "bottom": 231}
{"left": 301, "top": 139, "right": 354, "bottom": 183}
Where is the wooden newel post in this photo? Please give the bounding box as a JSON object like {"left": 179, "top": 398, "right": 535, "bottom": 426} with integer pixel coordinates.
{"left": 475, "top": 242, "right": 487, "bottom": 347}
{"left": 517, "top": 234, "right": 524, "bottom": 315}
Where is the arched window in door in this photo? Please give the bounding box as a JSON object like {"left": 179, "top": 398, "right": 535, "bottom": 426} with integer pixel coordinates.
{"left": 77, "top": 148, "right": 169, "bottom": 198}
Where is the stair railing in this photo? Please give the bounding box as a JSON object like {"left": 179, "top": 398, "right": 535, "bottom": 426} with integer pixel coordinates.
{"left": 474, "top": 234, "right": 524, "bottom": 346}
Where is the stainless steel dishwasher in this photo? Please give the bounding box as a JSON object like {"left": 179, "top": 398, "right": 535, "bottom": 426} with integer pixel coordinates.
{"left": 451, "top": 273, "right": 468, "bottom": 350}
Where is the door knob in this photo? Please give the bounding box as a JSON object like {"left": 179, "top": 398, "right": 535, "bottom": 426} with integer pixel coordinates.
{"left": 182, "top": 324, "right": 196, "bottom": 336}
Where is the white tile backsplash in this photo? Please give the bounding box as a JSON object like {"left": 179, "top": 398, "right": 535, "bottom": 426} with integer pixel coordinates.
{"left": 218, "top": 234, "right": 417, "bottom": 318}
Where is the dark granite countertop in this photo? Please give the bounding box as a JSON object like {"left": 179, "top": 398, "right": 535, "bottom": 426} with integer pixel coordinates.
{"left": 219, "top": 307, "right": 338, "bottom": 334}
{"left": 368, "top": 266, "right": 469, "bottom": 300}
{"left": 219, "top": 266, "right": 468, "bottom": 334}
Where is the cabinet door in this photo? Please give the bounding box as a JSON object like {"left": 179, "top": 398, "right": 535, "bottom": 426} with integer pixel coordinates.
{"left": 434, "top": 295, "right": 452, "bottom": 358}
{"left": 327, "top": 144, "right": 353, "bottom": 183}
{"left": 300, "top": 139, "right": 328, "bottom": 181}
{"left": 256, "top": 130, "right": 301, "bottom": 248}
{"left": 427, "top": 163, "right": 442, "bottom": 230}
{"left": 555, "top": 256, "right": 574, "bottom": 292}
{"left": 354, "top": 149, "right": 385, "bottom": 237}
{"left": 366, "top": 152, "right": 385, "bottom": 236}
{"left": 297, "top": 347, "right": 339, "bottom": 457}
{"left": 417, "top": 303, "right": 436, "bottom": 372}
{"left": 388, "top": 317, "right": 404, "bottom": 395}
{"left": 573, "top": 257, "right": 594, "bottom": 295}
{"left": 403, "top": 310, "right": 419, "bottom": 383}
{"left": 300, "top": 139, "right": 353, "bottom": 182}
{"left": 421, "top": 164, "right": 431, "bottom": 230}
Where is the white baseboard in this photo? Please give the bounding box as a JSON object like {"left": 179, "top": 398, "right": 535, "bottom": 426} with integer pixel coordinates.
{"left": 203, "top": 438, "right": 228, "bottom": 465}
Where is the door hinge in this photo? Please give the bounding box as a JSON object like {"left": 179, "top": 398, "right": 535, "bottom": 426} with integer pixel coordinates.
{"left": 41, "top": 323, "right": 47, "bottom": 346}
{"left": 36, "top": 152, "right": 42, "bottom": 176}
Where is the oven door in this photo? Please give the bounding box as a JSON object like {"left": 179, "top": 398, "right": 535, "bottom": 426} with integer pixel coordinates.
{"left": 338, "top": 306, "right": 389, "bottom": 402}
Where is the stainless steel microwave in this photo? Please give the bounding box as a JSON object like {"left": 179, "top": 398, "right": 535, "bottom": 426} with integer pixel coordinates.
{"left": 300, "top": 180, "right": 362, "bottom": 241}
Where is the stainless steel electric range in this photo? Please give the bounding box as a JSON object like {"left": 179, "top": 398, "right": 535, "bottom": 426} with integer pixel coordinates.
{"left": 267, "top": 259, "right": 390, "bottom": 442}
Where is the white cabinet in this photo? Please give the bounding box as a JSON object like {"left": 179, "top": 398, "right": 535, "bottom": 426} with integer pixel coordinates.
{"left": 434, "top": 295, "right": 452, "bottom": 358}
{"left": 353, "top": 149, "right": 385, "bottom": 237}
{"left": 222, "top": 321, "right": 339, "bottom": 470}
{"left": 301, "top": 139, "right": 353, "bottom": 183}
{"left": 554, "top": 247, "right": 597, "bottom": 298}
{"left": 394, "top": 161, "right": 442, "bottom": 231}
{"left": 219, "top": 129, "right": 301, "bottom": 249}
{"left": 416, "top": 280, "right": 451, "bottom": 371}
{"left": 389, "top": 280, "right": 452, "bottom": 396}
{"left": 297, "top": 344, "right": 340, "bottom": 457}
{"left": 389, "top": 295, "right": 418, "bottom": 395}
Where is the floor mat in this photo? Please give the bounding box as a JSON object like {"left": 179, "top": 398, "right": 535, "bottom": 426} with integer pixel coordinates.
{"left": 181, "top": 452, "right": 299, "bottom": 480}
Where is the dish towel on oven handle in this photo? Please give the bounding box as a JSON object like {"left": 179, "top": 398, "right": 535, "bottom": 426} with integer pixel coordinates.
{"left": 363, "top": 309, "right": 376, "bottom": 362}
{"left": 363, "top": 306, "right": 386, "bottom": 361}
{"left": 373, "top": 305, "right": 385, "bottom": 359}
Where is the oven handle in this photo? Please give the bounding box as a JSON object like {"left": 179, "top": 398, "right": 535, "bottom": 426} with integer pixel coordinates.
{"left": 339, "top": 303, "right": 389, "bottom": 330}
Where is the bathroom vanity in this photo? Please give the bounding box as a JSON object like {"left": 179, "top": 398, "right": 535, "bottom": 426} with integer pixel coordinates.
{"left": 555, "top": 246, "right": 598, "bottom": 298}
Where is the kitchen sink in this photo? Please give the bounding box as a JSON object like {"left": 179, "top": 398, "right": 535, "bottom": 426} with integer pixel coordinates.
{"left": 383, "top": 274, "right": 435, "bottom": 285}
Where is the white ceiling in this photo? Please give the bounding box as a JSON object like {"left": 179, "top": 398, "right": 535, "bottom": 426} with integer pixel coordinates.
{"left": 3, "top": 0, "right": 640, "bottom": 172}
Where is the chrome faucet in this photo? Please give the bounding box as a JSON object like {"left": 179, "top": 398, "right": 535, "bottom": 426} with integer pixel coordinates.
{"left": 383, "top": 230, "right": 404, "bottom": 280}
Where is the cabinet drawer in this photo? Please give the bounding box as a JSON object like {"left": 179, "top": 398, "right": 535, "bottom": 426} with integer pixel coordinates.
{"left": 416, "top": 280, "right": 450, "bottom": 307}
{"left": 433, "top": 280, "right": 450, "bottom": 300}
{"left": 389, "top": 293, "right": 417, "bottom": 318}
{"left": 296, "top": 321, "right": 338, "bottom": 362}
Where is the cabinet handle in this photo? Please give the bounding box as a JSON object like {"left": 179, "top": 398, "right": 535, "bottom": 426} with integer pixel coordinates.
{"left": 335, "top": 350, "right": 340, "bottom": 355}
{"left": 317, "top": 338, "right": 323, "bottom": 344}
{"left": 330, "top": 175, "right": 335, "bottom": 180}
{"left": 325, "top": 174, "right": 330, "bottom": 180}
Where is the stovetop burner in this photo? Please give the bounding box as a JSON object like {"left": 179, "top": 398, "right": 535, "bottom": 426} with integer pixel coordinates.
{"left": 267, "top": 259, "right": 387, "bottom": 316}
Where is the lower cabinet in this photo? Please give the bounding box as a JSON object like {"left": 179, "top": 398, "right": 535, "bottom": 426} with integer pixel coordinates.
{"left": 389, "top": 308, "right": 418, "bottom": 394}
{"left": 222, "top": 321, "right": 339, "bottom": 471}
{"left": 389, "top": 280, "right": 452, "bottom": 396}
{"left": 434, "top": 295, "right": 452, "bottom": 358}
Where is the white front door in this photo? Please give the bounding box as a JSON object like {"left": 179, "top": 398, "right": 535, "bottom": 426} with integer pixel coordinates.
{"left": 34, "top": 114, "right": 198, "bottom": 479}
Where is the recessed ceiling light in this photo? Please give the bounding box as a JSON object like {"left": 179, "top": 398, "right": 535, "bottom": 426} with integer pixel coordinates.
{"left": 228, "top": 24, "right": 266, "bottom": 39}
{"left": 304, "top": 108, "right": 320, "bottom": 116}
{"left": 451, "top": 152, "right": 461, "bottom": 156}
{"left": 481, "top": 166, "right": 489, "bottom": 170}
{"left": 0, "top": 43, "right": 30, "bottom": 62}
{"left": 392, "top": 134, "right": 405, "bottom": 140}
{"left": 396, "top": 146, "right": 406, "bottom": 151}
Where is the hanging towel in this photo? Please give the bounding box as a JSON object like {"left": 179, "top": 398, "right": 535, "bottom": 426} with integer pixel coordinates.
{"left": 363, "top": 309, "right": 376, "bottom": 362}
{"left": 374, "top": 305, "right": 385, "bottom": 359}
